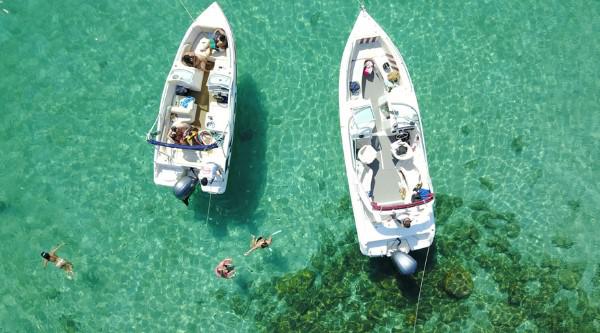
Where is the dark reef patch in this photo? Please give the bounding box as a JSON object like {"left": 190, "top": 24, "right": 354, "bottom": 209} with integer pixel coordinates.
{"left": 235, "top": 198, "right": 600, "bottom": 332}
{"left": 434, "top": 193, "right": 463, "bottom": 224}
{"left": 478, "top": 176, "right": 495, "bottom": 191}
{"left": 511, "top": 135, "right": 525, "bottom": 153}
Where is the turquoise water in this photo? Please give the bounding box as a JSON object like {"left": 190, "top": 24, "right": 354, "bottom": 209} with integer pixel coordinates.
{"left": 1, "top": 0, "right": 599, "bottom": 331}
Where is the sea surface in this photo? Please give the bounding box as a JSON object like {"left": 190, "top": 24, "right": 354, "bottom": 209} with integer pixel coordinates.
{"left": 0, "top": 0, "right": 599, "bottom": 332}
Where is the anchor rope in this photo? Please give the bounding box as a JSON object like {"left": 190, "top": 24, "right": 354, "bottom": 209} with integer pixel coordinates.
{"left": 413, "top": 245, "right": 431, "bottom": 333}
{"left": 205, "top": 193, "right": 212, "bottom": 224}
{"left": 178, "top": 0, "right": 193, "bottom": 20}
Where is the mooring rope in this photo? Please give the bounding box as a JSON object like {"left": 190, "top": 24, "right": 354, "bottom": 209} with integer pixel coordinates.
{"left": 205, "top": 193, "right": 212, "bottom": 224}
{"left": 413, "top": 245, "right": 431, "bottom": 332}
{"left": 178, "top": 0, "right": 193, "bottom": 20}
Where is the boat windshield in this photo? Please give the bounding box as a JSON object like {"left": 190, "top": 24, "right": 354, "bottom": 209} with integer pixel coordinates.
{"left": 389, "top": 103, "right": 419, "bottom": 128}
{"left": 350, "top": 105, "right": 375, "bottom": 138}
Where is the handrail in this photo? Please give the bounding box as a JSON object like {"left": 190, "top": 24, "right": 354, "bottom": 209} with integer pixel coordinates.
{"left": 371, "top": 193, "right": 434, "bottom": 211}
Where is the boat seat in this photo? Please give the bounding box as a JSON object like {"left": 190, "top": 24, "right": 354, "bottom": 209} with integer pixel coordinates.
{"left": 169, "top": 98, "right": 197, "bottom": 124}
{"left": 177, "top": 43, "right": 193, "bottom": 67}
{"left": 391, "top": 140, "right": 413, "bottom": 161}
{"left": 358, "top": 145, "right": 377, "bottom": 165}
{"left": 356, "top": 161, "right": 374, "bottom": 197}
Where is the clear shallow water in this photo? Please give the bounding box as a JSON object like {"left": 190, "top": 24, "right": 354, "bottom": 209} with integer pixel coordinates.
{"left": 0, "top": 0, "right": 598, "bottom": 331}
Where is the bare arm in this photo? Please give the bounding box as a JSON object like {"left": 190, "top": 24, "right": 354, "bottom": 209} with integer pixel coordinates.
{"left": 50, "top": 243, "right": 64, "bottom": 255}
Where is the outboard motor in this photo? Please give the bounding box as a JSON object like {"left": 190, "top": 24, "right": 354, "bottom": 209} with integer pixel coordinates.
{"left": 391, "top": 251, "right": 417, "bottom": 275}
{"left": 173, "top": 175, "right": 198, "bottom": 205}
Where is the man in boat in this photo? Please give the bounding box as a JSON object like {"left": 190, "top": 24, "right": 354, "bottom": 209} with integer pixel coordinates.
{"left": 41, "top": 243, "right": 74, "bottom": 279}
{"left": 198, "top": 162, "right": 222, "bottom": 186}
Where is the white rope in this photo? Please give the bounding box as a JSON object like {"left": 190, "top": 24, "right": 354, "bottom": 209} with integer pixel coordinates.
{"left": 178, "top": 0, "right": 193, "bottom": 21}
{"left": 205, "top": 193, "right": 212, "bottom": 224}
{"left": 413, "top": 245, "right": 431, "bottom": 333}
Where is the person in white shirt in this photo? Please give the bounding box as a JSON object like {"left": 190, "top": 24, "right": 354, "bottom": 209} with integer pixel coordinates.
{"left": 199, "top": 162, "right": 222, "bottom": 186}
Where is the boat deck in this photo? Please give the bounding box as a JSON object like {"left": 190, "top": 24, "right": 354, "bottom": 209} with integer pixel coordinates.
{"left": 362, "top": 66, "right": 406, "bottom": 205}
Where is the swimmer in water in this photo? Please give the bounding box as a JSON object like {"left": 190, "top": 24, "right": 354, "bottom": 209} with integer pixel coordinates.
{"left": 41, "top": 243, "right": 74, "bottom": 279}
{"left": 244, "top": 235, "right": 273, "bottom": 256}
{"left": 215, "top": 258, "right": 236, "bottom": 279}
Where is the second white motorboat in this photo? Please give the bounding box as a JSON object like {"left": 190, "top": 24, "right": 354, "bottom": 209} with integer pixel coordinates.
{"left": 339, "top": 7, "right": 436, "bottom": 274}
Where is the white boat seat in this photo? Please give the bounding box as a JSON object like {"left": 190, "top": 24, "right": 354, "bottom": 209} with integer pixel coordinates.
{"left": 356, "top": 161, "right": 374, "bottom": 197}
{"left": 170, "top": 102, "right": 197, "bottom": 124}
{"left": 358, "top": 145, "right": 377, "bottom": 165}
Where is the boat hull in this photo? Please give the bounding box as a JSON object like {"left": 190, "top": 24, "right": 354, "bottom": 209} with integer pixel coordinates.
{"left": 149, "top": 2, "right": 236, "bottom": 196}
{"left": 339, "top": 9, "right": 435, "bottom": 258}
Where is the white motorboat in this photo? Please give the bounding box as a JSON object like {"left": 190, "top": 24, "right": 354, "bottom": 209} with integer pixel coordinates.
{"left": 147, "top": 2, "right": 236, "bottom": 201}
{"left": 339, "top": 7, "right": 435, "bottom": 274}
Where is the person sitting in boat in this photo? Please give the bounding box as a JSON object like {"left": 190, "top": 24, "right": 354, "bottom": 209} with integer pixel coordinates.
{"left": 169, "top": 125, "right": 188, "bottom": 145}
{"left": 212, "top": 28, "right": 228, "bottom": 50}
{"left": 181, "top": 51, "right": 214, "bottom": 72}
{"left": 183, "top": 126, "right": 202, "bottom": 145}
{"left": 41, "top": 243, "right": 74, "bottom": 279}
{"left": 402, "top": 217, "right": 412, "bottom": 228}
{"left": 244, "top": 235, "right": 272, "bottom": 256}
{"left": 411, "top": 183, "right": 431, "bottom": 202}
{"left": 215, "top": 258, "right": 236, "bottom": 279}
{"left": 363, "top": 60, "right": 374, "bottom": 77}
{"left": 198, "top": 161, "right": 222, "bottom": 186}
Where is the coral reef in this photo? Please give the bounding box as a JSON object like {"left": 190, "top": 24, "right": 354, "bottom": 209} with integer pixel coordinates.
{"left": 234, "top": 193, "right": 599, "bottom": 332}
{"left": 441, "top": 264, "right": 473, "bottom": 299}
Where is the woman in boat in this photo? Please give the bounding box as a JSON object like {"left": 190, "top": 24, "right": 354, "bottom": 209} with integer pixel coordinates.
{"left": 169, "top": 125, "right": 188, "bottom": 145}
{"left": 244, "top": 235, "right": 272, "bottom": 256}
{"left": 215, "top": 258, "right": 236, "bottom": 279}
{"left": 41, "top": 243, "right": 74, "bottom": 279}
{"left": 181, "top": 52, "right": 214, "bottom": 72}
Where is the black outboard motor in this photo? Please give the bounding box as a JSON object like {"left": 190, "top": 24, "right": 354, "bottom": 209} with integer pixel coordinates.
{"left": 173, "top": 175, "right": 198, "bottom": 205}
{"left": 391, "top": 251, "right": 417, "bottom": 275}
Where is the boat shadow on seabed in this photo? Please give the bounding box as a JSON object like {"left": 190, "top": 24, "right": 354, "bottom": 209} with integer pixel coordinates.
{"left": 192, "top": 75, "right": 268, "bottom": 239}
{"left": 366, "top": 240, "right": 438, "bottom": 300}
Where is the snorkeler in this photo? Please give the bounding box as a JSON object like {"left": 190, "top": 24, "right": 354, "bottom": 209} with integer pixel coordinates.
{"left": 215, "top": 258, "right": 236, "bottom": 279}
{"left": 41, "top": 243, "right": 74, "bottom": 279}
{"left": 244, "top": 235, "right": 273, "bottom": 256}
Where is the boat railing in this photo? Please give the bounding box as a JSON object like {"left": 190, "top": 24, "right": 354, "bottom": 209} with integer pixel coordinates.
{"left": 146, "top": 121, "right": 220, "bottom": 151}
{"left": 371, "top": 193, "right": 434, "bottom": 211}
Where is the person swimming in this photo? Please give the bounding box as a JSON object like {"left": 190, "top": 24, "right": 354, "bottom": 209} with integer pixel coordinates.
{"left": 215, "top": 258, "right": 236, "bottom": 279}
{"left": 244, "top": 235, "right": 273, "bottom": 256}
{"left": 41, "top": 243, "right": 74, "bottom": 279}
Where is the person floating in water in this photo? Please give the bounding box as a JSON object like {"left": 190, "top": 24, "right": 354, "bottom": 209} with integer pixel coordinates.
{"left": 41, "top": 243, "right": 74, "bottom": 279}
{"left": 244, "top": 235, "right": 273, "bottom": 256}
{"left": 215, "top": 258, "right": 236, "bottom": 279}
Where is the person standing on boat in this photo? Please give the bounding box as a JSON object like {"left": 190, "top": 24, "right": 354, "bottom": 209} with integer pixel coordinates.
{"left": 41, "top": 243, "right": 74, "bottom": 279}
{"left": 199, "top": 161, "right": 222, "bottom": 186}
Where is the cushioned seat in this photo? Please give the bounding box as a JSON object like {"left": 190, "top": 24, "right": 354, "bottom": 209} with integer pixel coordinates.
{"left": 358, "top": 145, "right": 377, "bottom": 165}
{"left": 170, "top": 97, "right": 197, "bottom": 124}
